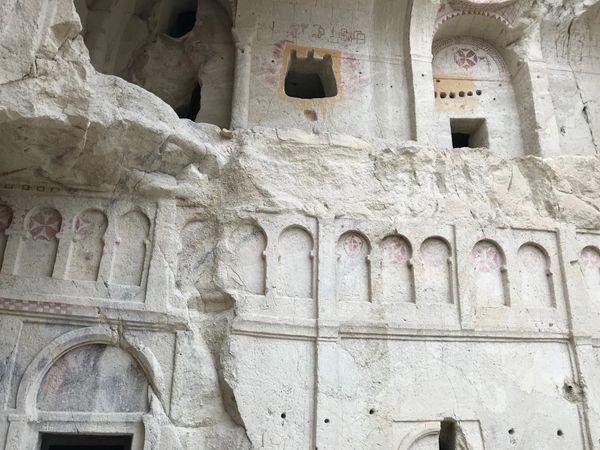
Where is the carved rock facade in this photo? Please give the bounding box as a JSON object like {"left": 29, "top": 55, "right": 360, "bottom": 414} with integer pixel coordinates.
{"left": 1, "top": 0, "right": 600, "bottom": 449}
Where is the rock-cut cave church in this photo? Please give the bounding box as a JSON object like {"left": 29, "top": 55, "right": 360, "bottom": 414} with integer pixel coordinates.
{"left": 1, "top": 0, "right": 600, "bottom": 448}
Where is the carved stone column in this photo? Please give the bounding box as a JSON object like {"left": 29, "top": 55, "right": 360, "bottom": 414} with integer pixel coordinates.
{"left": 230, "top": 26, "right": 256, "bottom": 130}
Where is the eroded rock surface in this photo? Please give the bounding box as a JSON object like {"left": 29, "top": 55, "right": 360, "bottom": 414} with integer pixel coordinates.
{"left": 1, "top": 0, "right": 600, "bottom": 449}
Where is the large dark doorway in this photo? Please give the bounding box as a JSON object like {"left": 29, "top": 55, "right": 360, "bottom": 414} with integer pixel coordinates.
{"left": 40, "top": 434, "right": 132, "bottom": 450}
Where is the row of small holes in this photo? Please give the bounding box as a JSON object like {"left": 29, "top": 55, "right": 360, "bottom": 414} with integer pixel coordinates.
{"left": 281, "top": 409, "right": 375, "bottom": 422}
{"left": 436, "top": 90, "right": 482, "bottom": 99}
{"left": 509, "top": 428, "right": 564, "bottom": 437}
{"left": 282, "top": 415, "right": 330, "bottom": 423}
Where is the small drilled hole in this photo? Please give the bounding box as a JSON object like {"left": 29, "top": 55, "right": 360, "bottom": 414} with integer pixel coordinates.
{"left": 436, "top": 79, "right": 441, "bottom": 83}
{"left": 324, "top": 418, "right": 330, "bottom": 424}
{"left": 467, "top": 91, "right": 473, "bottom": 96}
{"left": 459, "top": 91, "right": 465, "bottom": 97}
{"left": 449, "top": 92, "right": 456, "bottom": 98}
{"left": 557, "top": 429, "right": 563, "bottom": 436}
{"left": 369, "top": 409, "right": 375, "bottom": 415}
{"left": 508, "top": 428, "right": 515, "bottom": 435}
{"left": 281, "top": 413, "right": 286, "bottom": 419}
{"left": 476, "top": 90, "right": 482, "bottom": 95}
{"left": 440, "top": 92, "right": 447, "bottom": 98}
{"left": 434, "top": 92, "right": 438, "bottom": 98}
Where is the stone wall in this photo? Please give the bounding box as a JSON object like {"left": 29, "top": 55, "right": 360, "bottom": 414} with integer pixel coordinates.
{"left": 1, "top": 0, "right": 600, "bottom": 449}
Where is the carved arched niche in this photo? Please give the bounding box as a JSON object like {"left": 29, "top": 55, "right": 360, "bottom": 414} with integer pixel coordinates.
{"left": 518, "top": 243, "right": 555, "bottom": 308}
{"left": 177, "top": 220, "right": 218, "bottom": 303}
{"left": 68, "top": 209, "right": 108, "bottom": 281}
{"left": 112, "top": 210, "right": 150, "bottom": 287}
{"left": 432, "top": 35, "right": 524, "bottom": 157}
{"left": 472, "top": 240, "right": 508, "bottom": 307}
{"left": 277, "top": 226, "right": 314, "bottom": 298}
{"left": 0, "top": 204, "right": 13, "bottom": 269}
{"left": 229, "top": 223, "right": 267, "bottom": 295}
{"left": 580, "top": 246, "right": 600, "bottom": 302}
{"left": 336, "top": 231, "right": 371, "bottom": 302}
{"left": 17, "top": 207, "right": 62, "bottom": 277}
{"left": 37, "top": 344, "right": 148, "bottom": 413}
{"left": 8, "top": 326, "right": 170, "bottom": 450}
{"left": 420, "top": 237, "right": 453, "bottom": 304}
{"left": 379, "top": 235, "right": 414, "bottom": 303}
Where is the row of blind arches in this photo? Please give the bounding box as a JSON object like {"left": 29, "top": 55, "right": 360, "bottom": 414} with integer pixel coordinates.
{"left": 233, "top": 224, "right": 598, "bottom": 308}
{"left": 4, "top": 204, "right": 599, "bottom": 306}
{"left": 234, "top": 226, "right": 455, "bottom": 303}
{"left": 0, "top": 205, "right": 150, "bottom": 286}
{"left": 472, "top": 240, "right": 556, "bottom": 308}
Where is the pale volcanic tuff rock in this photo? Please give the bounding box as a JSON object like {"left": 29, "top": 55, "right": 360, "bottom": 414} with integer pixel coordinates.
{"left": 2, "top": 0, "right": 600, "bottom": 449}
{"left": 0, "top": 0, "right": 599, "bottom": 227}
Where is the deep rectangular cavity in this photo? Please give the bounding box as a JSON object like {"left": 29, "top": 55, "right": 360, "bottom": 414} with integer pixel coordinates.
{"left": 40, "top": 434, "right": 133, "bottom": 450}
{"left": 450, "top": 118, "right": 488, "bottom": 148}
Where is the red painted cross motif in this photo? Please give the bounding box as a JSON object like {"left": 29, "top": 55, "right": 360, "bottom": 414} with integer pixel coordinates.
{"left": 343, "top": 233, "right": 364, "bottom": 257}
{"left": 473, "top": 243, "right": 500, "bottom": 273}
{"left": 454, "top": 47, "right": 479, "bottom": 69}
{"left": 74, "top": 214, "right": 93, "bottom": 236}
{"left": 382, "top": 237, "right": 408, "bottom": 264}
{"left": 0, "top": 205, "right": 12, "bottom": 232}
{"left": 581, "top": 247, "right": 600, "bottom": 270}
{"left": 29, "top": 208, "right": 61, "bottom": 240}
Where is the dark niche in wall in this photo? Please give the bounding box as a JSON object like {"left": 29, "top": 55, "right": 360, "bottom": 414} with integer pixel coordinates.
{"left": 176, "top": 82, "right": 202, "bottom": 120}
{"left": 167, "top": 0, "right": 198, "bottom": 38}
{"left": 41, "top": 434, "right": 133, "bottom": 450}
{"left": 168, "top": 8, "right": 197, "bottom": 38}
{"left": 439, "top": 419, "right": 457, "bottom": 450}
{"left": 450, "top": 118, "right": 488, "bottom": 149}
{"left": 284, "top": 50, "right": 337, "bottom": 100}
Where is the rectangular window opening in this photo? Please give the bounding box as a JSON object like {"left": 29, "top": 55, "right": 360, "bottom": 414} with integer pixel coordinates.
{"left": 450, "top": 118, "right": 488, "bottom": 149}
{"left": 284, "top": 49, "right": 337, "bottom": 99}
{"left": 40, "top": 434, "right": 133, "bottom": 450}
